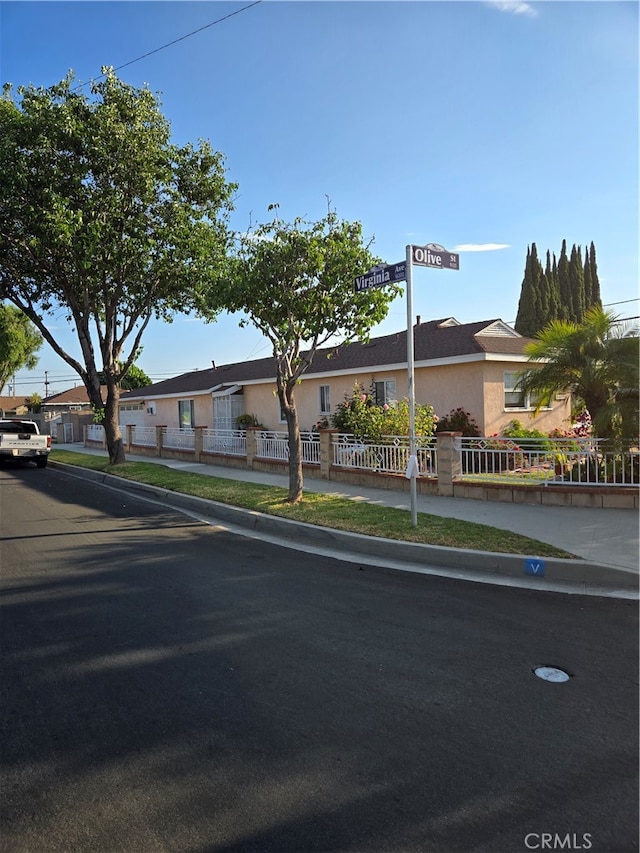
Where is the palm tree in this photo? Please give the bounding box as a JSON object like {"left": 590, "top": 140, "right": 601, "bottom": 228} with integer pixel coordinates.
{"left": 518, "top": 307, "right": 639, "bottom": 443}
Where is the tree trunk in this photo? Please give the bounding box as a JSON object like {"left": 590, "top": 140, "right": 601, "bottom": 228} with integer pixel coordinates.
{"left": 103, "top": 380, "right": 125, "bottom": 465}
{"left": 583, "top": 390, "right": 614, "bottom": 442}
{"left": 282, "top": 386, "right": 303, "bottom": 503}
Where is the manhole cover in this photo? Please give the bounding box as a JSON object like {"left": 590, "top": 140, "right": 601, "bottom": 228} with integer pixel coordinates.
{"left": 533, "top": 666, "right": 570, "bottom": 683}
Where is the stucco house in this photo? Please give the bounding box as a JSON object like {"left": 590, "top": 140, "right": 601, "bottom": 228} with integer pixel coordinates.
{"left": 118, "top": 317, "right": 570, "bottom": 437}
{"left": 39, "top": 385, "right": 107, "bottom": 440}
{"left": 0, "top": 395, "right": 30, "bottom": 417}
{"left": 41, "top": 385, "right": 105, "bottom": 416}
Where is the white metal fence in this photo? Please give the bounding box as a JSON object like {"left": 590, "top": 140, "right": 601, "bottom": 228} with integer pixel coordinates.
{"left": 256, "top": 430, "right": 320, "bottom": 465}
{"left": 86, "top": 424, "right": 104, "bottom": 442}
{"left": 332, "top": 434, "right": 437, "bottom": 477}
{"left": 83, "top": 425, "right": 637, "bottom": 489}
{"left": 301, "top": 432, "right": 321, "bottom": 464}
{"left": 131, "top": 426, "right": 157, "bottom": 447}
{"left": 162, "top": 427, "right": 195, "bottom": 451}
{"left": 202, "top": 428, "right": 246, "bottom": 456}
{"left": 455, "top": 436, "right": 639, "bottom": 487}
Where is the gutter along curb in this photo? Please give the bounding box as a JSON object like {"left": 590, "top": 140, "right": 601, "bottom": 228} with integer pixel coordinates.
{"left": 51, "top": 461, "right": 639, "bottom": 596}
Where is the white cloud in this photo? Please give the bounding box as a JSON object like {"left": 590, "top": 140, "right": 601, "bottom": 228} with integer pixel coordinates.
{"left": 486, "top": 1, "right": 539, "bottom": 18}
{"left": 454, "top": 243, "right": 511, "bottom": 252}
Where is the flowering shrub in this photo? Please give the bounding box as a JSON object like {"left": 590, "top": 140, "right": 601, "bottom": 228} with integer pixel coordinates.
{"left": 381, "top": 399, "right": 438, "bottom": 439}
{"left": 435, "top": 407, "right": 480, "bottom": 437}
{"left": 548, "top": 410, "right": 592, "bottom": 440}
{"left": 573, "top": 410, "right": 592, "bottom": 436}
{"left": 331, "top": 383, "right": 437, "bottom": 441}
{"left": 331, "top": 384, "right": 384, "bottom": 439}
{"left": 311, "top": 417, "right": 330, "bottom": 432}
{"left": 502, "top": 419, "right": 551, "bottom": 452}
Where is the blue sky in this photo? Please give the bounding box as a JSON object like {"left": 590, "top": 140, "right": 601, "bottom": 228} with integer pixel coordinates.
{"left": 1, "top": 0, "right": 638, "bottom": 397}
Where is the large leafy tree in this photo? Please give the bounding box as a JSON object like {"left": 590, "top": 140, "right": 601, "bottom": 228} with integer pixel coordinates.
{"left": 0, "top": 303, "right": 43, "bottom": 391}
{"left": 518, "top": 307, "right": 639, "bottom": 443}
{"left": 0, "top": 70, "right": 235, "bottom": 462}
{"left": 98, "top": 362, "right": 151, "bottom": 390}
{"left": 203, "top": 207, "right": 401, "bottom": 503}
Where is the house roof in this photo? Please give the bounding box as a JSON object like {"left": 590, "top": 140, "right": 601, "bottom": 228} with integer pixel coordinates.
{"left": 42, "top": 385, "right": 107, "bottom": 406}
{"left": 124, "top": 318, "right": 533, "bottom": 401}
{"left": 0, "top": 395, "right": 29, "bottom": 412}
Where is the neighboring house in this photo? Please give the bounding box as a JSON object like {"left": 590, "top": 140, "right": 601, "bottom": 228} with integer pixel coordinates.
{"left": 0, "top": 396, "right": 29, "bottom": 418}
{"left": 41, "top": 385, "right": 107, "bottom": 417}
{"left": 38, "top": 385, "right": 107, "bottom": 439}
{"left": 119, "top": 317, "right": 571, "bottom": 436}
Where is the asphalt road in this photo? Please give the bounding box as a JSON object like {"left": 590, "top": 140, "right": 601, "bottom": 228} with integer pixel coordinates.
{"left": 1, "top": 463, "right": 638, "bottom": 853}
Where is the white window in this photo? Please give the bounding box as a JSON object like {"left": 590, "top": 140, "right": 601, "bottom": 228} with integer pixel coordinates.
{"left": 504, "top": 372, "right": 525, "bottom": 408}
{"left": 319, "top": 385, "right": 331, "bottom": 414}
{"left": 178, "top": 399, "right": 195, "bottom": 428}
{"left": 374, "top": 379, "right": 396, "bottom": 406}
{"left": 504, "top": 372, "right": 550, "bottom": 410}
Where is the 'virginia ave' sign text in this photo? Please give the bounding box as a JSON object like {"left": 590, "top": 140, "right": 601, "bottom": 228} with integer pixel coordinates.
{"left": 354, "top": 261, "right": 406, "bottom": 292}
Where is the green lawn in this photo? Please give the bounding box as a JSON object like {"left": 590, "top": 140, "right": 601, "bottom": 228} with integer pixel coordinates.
{"left": 50, "top": 449, "right": 576, "bottom": 559}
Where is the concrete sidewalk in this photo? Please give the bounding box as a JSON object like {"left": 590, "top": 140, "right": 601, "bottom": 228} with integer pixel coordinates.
{"left": 55, "top": 445, "right": 639, "bottom": 594}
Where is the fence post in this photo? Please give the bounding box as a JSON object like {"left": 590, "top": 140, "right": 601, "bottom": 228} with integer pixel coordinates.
{"left": 194, "top": 426, "right": 204, "bottom": 463}
{"left": 155, "top": 426, "right": 165, "bottom": 458}
{"left": 245, "top": 426, "right": 259, "bottom": 470}
{"left": 436, "top": 431, "right": 462, "bottom": 497}
{"left": 125, "top": 424, "right": 134, "bottom": 453}
{"left": 319, "top": 429, "right": 337, "bottom": 480}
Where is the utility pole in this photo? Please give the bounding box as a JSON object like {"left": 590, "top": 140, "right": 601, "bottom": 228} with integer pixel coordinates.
{"left": 44, "top": 371, "right": 49, "bottom": 398}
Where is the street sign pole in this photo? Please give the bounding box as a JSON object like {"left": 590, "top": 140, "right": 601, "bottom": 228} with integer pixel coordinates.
{"left": 354, "top": 244, "right": 458, "bottom": 528}
{"left": 405, "top": 244, "right": 418, "bottom": 527}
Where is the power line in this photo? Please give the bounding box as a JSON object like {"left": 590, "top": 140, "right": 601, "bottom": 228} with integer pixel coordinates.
{"left": 508, "top": 299, "right": 640, "bottom": 327}
{"left": 11, "top": 365, "right": 240, "bottom": 395}
{"left": 10, "top": 371, "right": 193, "bottom": 387}
{"left": 71, "top": 1, "right": 263, "bottom": 91}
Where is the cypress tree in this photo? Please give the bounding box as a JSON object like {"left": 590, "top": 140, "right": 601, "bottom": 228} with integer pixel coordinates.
{"left": 545, "top": 249, "right": 562, "bottom": 324}
{"left": 515, "top": 244, "right": 546, "bottom": 336}
{"left": 569, "top": 243, "right": 585, "bottom": 321}
{"left": 557, "top": 239, "right": 572, "bottom": 321}
{"left": 538, "top": 262, "right": 550, "bottom": 325}
{"left": 583, "top": 244, "right": 593, "bottom": 308}
{"left": 515, "top": 240, "right": 601, "bottom": 333}
{"left": 515, "top": 245, "right": 538, "bottom": 336}
{"left": 530, "top": 243, "right": 545, "bottom": 331}
{"left": 588, "top": 242, "right": 602, "bottom": 307}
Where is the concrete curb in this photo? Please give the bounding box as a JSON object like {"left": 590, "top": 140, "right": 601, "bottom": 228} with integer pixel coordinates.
{"left": 51, "top": 461, "right": 639, "bottom": 595}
